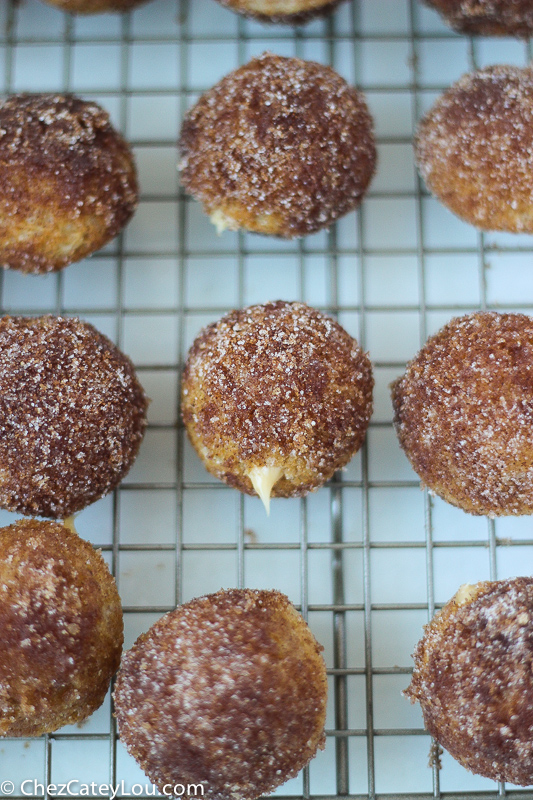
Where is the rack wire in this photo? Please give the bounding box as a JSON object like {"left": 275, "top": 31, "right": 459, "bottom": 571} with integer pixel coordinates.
{"left": 0, "top": 0, "right": 533, "bottom": 797}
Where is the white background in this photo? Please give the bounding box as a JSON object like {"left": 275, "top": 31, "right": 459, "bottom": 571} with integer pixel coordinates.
{"left": 0, "top": 0, "right": 532, "bottom": 797}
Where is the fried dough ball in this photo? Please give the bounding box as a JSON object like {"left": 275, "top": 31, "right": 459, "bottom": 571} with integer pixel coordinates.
{"left": 0, "top": 315, "right": 147, "bottom": 519}
{"left": 0, "top": 518, "right": 123, "bottom": 737}
{"left": 181, "top": 301, "right": 373, "bottom": 511}
{"left": 415, "top": 65, "right": 533, "bottom": 233}
{"left": 212, "top": 0, "right": 346, "bottom": 25}
{"left": 40, "top": 0, "right": 148, "bottom": 11}
{"left": 406, "top": 578, "right": 533, "bottom": 786}
{"left": 114, "top": 588, "right": 327, "bottom": 800}
{"left": 391, "top": 311, "right": 533, "bottom": 517}
{"left": 179, "top": 53, "right": 376, "bottom": 238}
{"left": 423, "top": 0, "right": 533, "bottom": 36}
{"left": 0, "top": 93, "right": 137, "bottom": 273}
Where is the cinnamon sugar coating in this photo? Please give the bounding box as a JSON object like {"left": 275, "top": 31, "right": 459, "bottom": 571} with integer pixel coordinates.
{"left": 114, "top": 588, "right": 327, "bottom": 800}
{"left": 213, "top": 0, "right": 346, "bottom": 25}
{"left": 181, "top": 301, "right": 373, "bottom": 498}
{"left": 0, "top": 93, "right": 137, "bottom": 273}
{"left": 0, "top": 315, "right": 147, "bottom": 519}
{"left": 392, "top": 311, "right": 533, "bottom": 516}
{"left": 0, "top": 519, "right": 123, "bottom": 737}
{"left": 40, "top": 0, "right": 148, "bottom": 11}
{"left": 416, "top": 65, "right": 533, "bottom": 233}
{"left": 406, "top": 578, "right": 533, "bottom": 786}
{"left": 423, "top": 0, "right": 533, "bottom": 35}
{"left": 179, "top": 53, "right": 376, "bottom": 238}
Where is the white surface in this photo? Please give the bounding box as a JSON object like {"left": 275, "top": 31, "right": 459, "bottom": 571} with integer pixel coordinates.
{"left": 0, "top": 0, "right": 532, "bottom": 797}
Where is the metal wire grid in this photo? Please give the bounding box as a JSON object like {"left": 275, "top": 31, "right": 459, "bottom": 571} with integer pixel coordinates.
{"left": 0, "top": 0, "right": 533, "bottom": 798}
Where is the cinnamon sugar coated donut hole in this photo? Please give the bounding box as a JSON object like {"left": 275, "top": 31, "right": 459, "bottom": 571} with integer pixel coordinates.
{"left": 181, "top": 301, "right": 373, "bottom": 509}
{"left": 392, "top": 311, "right": 533, "bottom": 516}
{"left": 179, "top": 53, "right": 376, "bottom": 238}
{"left": 416, "top": 65, "right": 533, "bottom": 233}
{"left": 40, "top": 0, "right": 148, "bottom": 11}
{"left": 406, "top": 577, "right": 533, "bottom": 786}
{"left": 415, "top": 66, "right": 533, "bottom": 233}
{"left": 212, "top": 0, "right": 346, "bottom": 25}
{"left": 0, "top": 518, "right": 123, "bottom": 737}
{"left": 0, "top": 315, "right": 147, "bottom": 519}
{"left": 113, "top": 589, "right": 327, "bottom": 800}
{"left": 423, "top": 0, "right": 533, "bottom": 35}
{"left": 0, "top": 93, "right": 137, "bottom": 273}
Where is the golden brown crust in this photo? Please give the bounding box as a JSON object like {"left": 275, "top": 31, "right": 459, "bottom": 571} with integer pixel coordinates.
{"left": 406, "top": 577, "right": 533, "bottom": 786}
{"left": 416, "top": 65, "right": 533, "bottom": 233}
{"left": 423, "top": 0, "right": 533, "bottom": 35}
{"left": 181, "top": 301, "right": 373, "bottom": 498}
{"left": 0, "top": 519, "right": 123, "bottom": 737}
{"left": 0, "top": 93, "right": 137, "bottom": 274}
{"left": 213, "top": 0, "right": 346, "bottom": 25}
{"left": 392, "top": 311, "right": 533, "bottom": 516}
{"left": 179, "top": 53, "right": 376, "bottom": 239}
{"left": 114, "top": 588, "right": 327, "bottom": 800}
{"left": 40, "top": 0, "right": 148, "bottom": 11}
{"left": 0, "top": 315, "right": 148, "bottom": 518}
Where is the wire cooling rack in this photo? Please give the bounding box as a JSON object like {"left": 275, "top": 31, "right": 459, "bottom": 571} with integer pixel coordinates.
{"left": 1, "top": 0, "right": 533, "bottom": 797}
